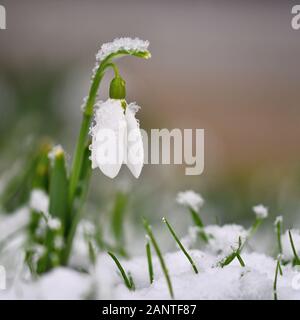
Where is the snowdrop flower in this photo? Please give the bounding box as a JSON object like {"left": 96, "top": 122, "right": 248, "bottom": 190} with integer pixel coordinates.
{"left": 252, "top": 204, "right": 268, "bottom": 219}
{"left": 90, "top": 99, "right": 144, "bottom": 179}
{"left": 176, "top": 190, "right": 204, "bottom": 212}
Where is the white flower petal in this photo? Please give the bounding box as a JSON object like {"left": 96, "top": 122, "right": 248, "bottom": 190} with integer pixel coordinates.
{"left": 90, "top": 99, "right": 126, "bottom": 179}
{"left": 125, "top": 103, "right": 144, "bottom": 178}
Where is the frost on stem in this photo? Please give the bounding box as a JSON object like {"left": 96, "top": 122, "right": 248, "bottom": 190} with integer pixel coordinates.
{"left": 92, "top": 37, "right": 150, "bottom": 78}
{"left": 96, "top": 37, "right": 150, "bottom": 62}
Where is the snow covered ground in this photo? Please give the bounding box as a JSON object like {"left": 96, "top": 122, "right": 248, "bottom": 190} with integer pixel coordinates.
{"left": 0, "top": 207, "right": 299, "bottom": 300}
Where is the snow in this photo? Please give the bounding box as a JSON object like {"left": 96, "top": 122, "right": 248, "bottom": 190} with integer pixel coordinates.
{"left": 96, "top": 37, "right": 150, "bottom": 62}
{"left": 29, "top": 189, "right": 49, "bottom": 214}
{"left": 94, "top": 250, "right": 300, "bottom": 300}
{"left": 176, "top": 190, "right": 204, "bottom": 212}
{"left": 181, "top": 224, "right": 248, "bottom": 256}
{"left": 0, "top": 268, "right": 91, "bottom": 300}
{"left": 1, "top": 203, "right": 300, "bottom": 300}
{"left": 204, "top": 224, "right": 248, "bottom": 256}
{"left": 282, "top": 229, "right": 300, "bottom": 260}
{"left": 252, "top": 204, "right": 268, "bottom": 219}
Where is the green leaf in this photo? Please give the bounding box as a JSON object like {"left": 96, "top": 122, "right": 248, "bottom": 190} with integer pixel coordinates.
{"left": 49, "top": 147, "right": 69, "bottom": 223}
{"left": 111, "top": 192, "right": 128, "bottom": 251}
{"left": 62, "top": 142, "right": 92, "bottom": 265}
{"left": 1, "top": 140, "right": 52, "bottom": 212}
{"left": 189, "top": 208, "right": 209, "bottom": 243}
{"left": 107, "top": 251, "right": 134, "bottom": 290}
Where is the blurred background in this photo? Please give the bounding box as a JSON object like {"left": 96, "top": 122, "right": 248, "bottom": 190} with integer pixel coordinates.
{"left": 0, "top": 0, "right": 300, "bottom": 246}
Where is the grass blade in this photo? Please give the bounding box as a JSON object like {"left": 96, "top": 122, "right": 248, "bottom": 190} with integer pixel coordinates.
{"left": 111, "top": 192, "right": 128, "bottom": 254}
{"left": 143, "top": 217, "right": 174, "bottom": 299}
{"left": 189, "top": 208, "right": 209, "bottom": 243}
{"left": 288, "top": 230, "right": 300, "bottom": 265}
{"left": 107, "top": 251, "right": 133, "bottom": 290}
{"left": 274, "top": 217, "right": 283, "bottom": 255}
{"left": 49, "top": 146, "right": 69, "bottom": 222}
{"left": 273, "top": 257, "right": 283, "bottom": 300}
{"left": 146, "top": 238, "right": 154, "bottom": 284}
{"left": 163, "top": 217, "right": 198, "bottom": 274}
{"left": 236, "top": 253, "right": 245, "bottom": 267}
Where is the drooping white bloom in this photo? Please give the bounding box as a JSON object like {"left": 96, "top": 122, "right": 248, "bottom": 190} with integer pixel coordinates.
{"left": 252, "top": 204, "right": 268, "bottom": 219}
{"left": 176, "top": 190, "right": 204, "bottom": 211}
{"left": 29, "top": 189, "right": 49, "bottom": 214}
{"left": 96, "top": 37, "right": 150, "bottom": 62}
{"left": 90, "top": 99, "right": 143, "bottom": 179}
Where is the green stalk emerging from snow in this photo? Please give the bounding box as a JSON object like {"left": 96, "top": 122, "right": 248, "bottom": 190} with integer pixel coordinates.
{"left": 108, "top": 251, "right": 135, "bottom": 290}
{"left": 163, "top": 217, "right": 198, "bottom": 274}
{"left": 288, "top": 230, "right": 300, "bottom": 266}
{"left": 273, "top": 256, "right": 283, "bottom": 300}
{"left": 143, "top": 218, "right": 174, "bottom": 299}
{"left": 146, "top": 237, "right": 154, "bottom": 284}
{"left": 219, "top": 236, "right": 245, "bottom": 268}
{"left": 274, "top": 216, "right": 283, "bottom": 255}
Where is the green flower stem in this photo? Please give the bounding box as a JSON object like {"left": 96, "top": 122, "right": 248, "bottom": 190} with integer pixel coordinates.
{"left": 68, "top": 66, "right": 106, "bottom": 207}
{"left": 65, "top": 63, "right": 116, "bottom": 264}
